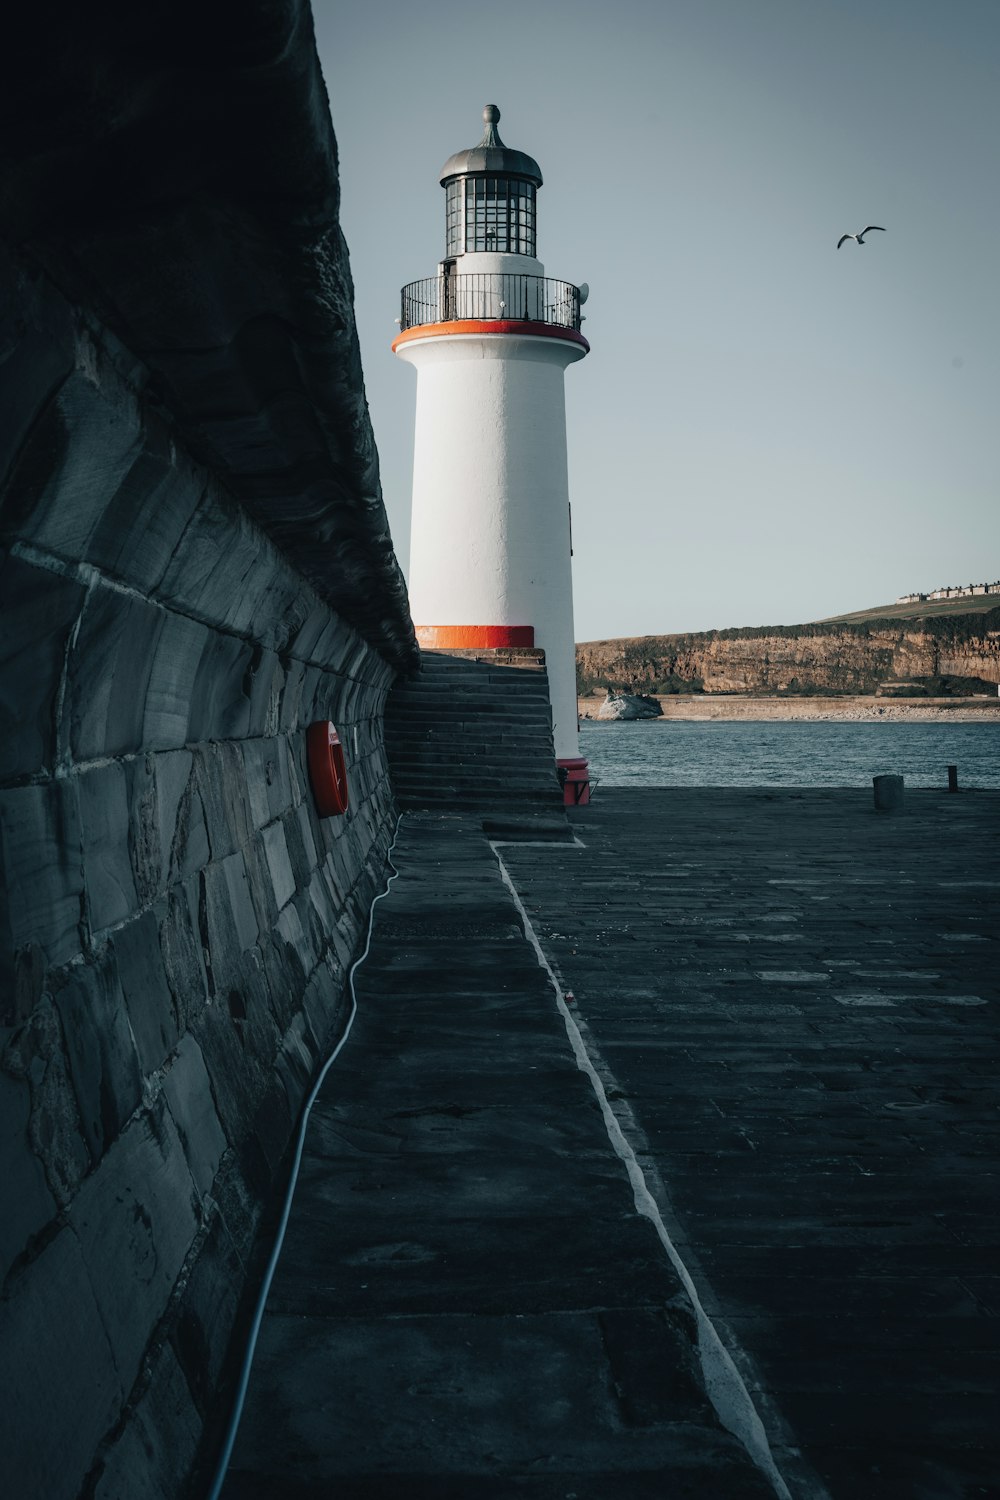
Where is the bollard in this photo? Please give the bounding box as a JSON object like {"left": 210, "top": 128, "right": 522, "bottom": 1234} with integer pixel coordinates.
{"left": 947, "top": 764, "right": 959, "bottom": 793}
{"left": 873, "top": 774, "right": 904, "bottom": 813}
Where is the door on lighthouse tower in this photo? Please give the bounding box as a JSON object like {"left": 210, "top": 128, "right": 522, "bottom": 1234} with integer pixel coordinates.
{"left": 441, "top": 259, "right": 457, "bottom": 321}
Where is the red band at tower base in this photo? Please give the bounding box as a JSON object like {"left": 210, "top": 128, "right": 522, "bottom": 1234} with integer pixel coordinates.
{"left": 416, "top": 624, "right": 535, "bottom": 649}
{"left": 557, "top": 757, "right": 590, "bottom": 807}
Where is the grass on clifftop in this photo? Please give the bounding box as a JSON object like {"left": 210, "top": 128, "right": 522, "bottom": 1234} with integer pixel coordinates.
{"left": 578, "top": 598, "right": 1000, "bottom": 649}
{"left": 818, "top": 596, "right": 1000, "bottom": 624}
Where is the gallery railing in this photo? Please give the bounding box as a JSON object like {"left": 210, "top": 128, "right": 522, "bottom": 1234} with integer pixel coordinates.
{"left": 400, "top": 274, "right": 582, "bottom": 332}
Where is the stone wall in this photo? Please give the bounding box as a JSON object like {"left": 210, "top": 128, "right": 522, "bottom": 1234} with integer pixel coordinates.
{"left": 0, "top": 249, "right": 398, "bottom": 1498}
{"left": 0, "top": 6, "right": 418, "bottom": 1492}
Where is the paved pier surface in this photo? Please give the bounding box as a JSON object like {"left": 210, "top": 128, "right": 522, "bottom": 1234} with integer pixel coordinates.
{"left": 504, "top": 790, "right": 1000, "bottom": 1499}
{"left": 220, "top": 790, "right": 998, "bottom": 1498}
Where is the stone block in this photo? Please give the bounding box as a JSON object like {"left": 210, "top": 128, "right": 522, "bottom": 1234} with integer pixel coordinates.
{"left": 0, "top": 369, "right": 143, "bottom": 560}
{"left": 68, "top": 588, "right": 163, "bottom": 761}
{"left": 93, "top": 1341, "right": 201, "bottom": 1500}
{"left": 79, "top": 761, "right": 139, "bottom": 933}
{"left": 169, "top": 1209, "right": 243, "bottom": 1416}
{"left": 267, "top": 907, "right": 311, "bottom": 1025}
{"left": 280, "top": 894, "right": 319, "bottom": 982}
{"left": 126, "top": 753, "right": 160, "bottom": 904}
{"left": 216, "top": 534, "right": 291, "bottom": 641}
{"left": 211, "top": 1147, "right": 261, "bottom": 1264}
{"left": 114, "top": 908, "right": 180, "bottom": 1076}
{"left": 256, "top": 927, "right": 307, "bottom": 1041}
{"left": 2, "top": 995, "right": 91, "bottom": 1206}
{"left": 159, "top": 877, "right": 209, "bottom": 1031}
{"left": 143, "top": 609, "right": 210, "bottom": 750}
{"left": 85, "top": 428, "right": 203, "bottom": 596}
{"left": 306, "top": 867, "right": 337, "bottom": 953}
{"left": 69, "top": 1102, "right": 200, "bottom": 1399}
{"left": 156, "top": 489, "right": 301, "bottom": 648}
{"left": 0, "top": 779, "right": 84, "bottom": 979}
{"left": 190, "top": 988, "right": 271, "bottom": 1153}
{"left": 278, "top": 654, "right": 306, "bottom": 730}
{"left": 245, "top": 648, "right": 283, "bottom": 738}
{"left": 223, "top": 851, "right": 261, "bottom": 954}
{"left": 294, "top": 662, "right": 326, "bottom": 728}
{"left": 201, "top": 860, "right": 246, "bottom": 992}
{"left": 127, "top": 748, "right": 203, "bottom": 902}
{"left": 168, "top": 759, "right": 211, "bottom": 884}
{"left": 342, "top": 633, "right": 376, "bottom": 683}
{"left": 239, "top": 942, "right": 287, "bottom": 1050}
{"left": 273, "top": 1011, "right": 318, "bottom": 1121}
{"left": 188, "top": 629, "right": 253, "bottom": 743}
{"left": 302, "top": 883, "right": 335, "bottom": 975}
{"left": 299, "top": 963, "right": 345, "bottom": 1054}
{"left": 0, "top": 1069, "right": 57, "bottom": 1283}
{"left": 287, "top": 602, "right": 333, "bottom": 661}
{"left": 162, "top": 1033, "right": 227, "bottom": 1198}
{"left": 0, "top": 1227, "right": 122, "bottom": 1500}
{"left": 241, "top": 739, "right": 275, "bottom": 830}
{"left": 241, "top": 834, "right": 280, "bottom": 938}
{"left": 196, "top": 741, "right": 253, "bottom": 862}
{"left": 262, "top": 819, "right": 296, "bottom": 912}
{"left": 251, "top": 1072, "right": 295, "bottom": 1179}
{"left": 156, "top": 487, "right": 258, "bottom": 622}
{"left": 0, "top": 550, "right": 85, "bottom": 780}
{"left": 310, "top": 614, "right": 359, "bottom": 676}
{"left": 294, "top": 800, "right": 319, "bottom": 878}
{"left": 52, "top": 945, "right": 142, "bottom": 1164}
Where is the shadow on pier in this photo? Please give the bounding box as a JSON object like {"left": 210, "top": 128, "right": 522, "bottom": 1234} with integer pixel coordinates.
{"left": 214, "top": 788, "right": 1000, "bottom": 1499}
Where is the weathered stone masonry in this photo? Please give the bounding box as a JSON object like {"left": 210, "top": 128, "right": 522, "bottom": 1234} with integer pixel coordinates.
{"left": 0, "top": 4, "right": 416, "bottom": 1496}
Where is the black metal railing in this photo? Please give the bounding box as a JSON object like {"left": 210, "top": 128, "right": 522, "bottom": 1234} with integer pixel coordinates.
{"left": 400, "top": 274, "right": 582, "bottom": 332}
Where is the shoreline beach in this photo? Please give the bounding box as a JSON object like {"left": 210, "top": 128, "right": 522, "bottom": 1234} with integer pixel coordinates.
{"left": 579, "top": 694, "right": 1000, "bottom": 723}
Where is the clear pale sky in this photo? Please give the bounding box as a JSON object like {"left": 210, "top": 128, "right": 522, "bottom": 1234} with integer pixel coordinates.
{"left": 314, "top": 0, "right": 1000, "bottom": 641}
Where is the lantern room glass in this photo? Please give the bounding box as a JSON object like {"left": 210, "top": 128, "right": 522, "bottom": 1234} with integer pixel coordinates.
{"left": 445, "top": 177, "right": 536, "bottom": 258}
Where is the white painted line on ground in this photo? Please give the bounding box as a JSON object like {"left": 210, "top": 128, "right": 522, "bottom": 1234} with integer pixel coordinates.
{"left": 492, "top": 841, "right": 810, "bottom": 1500}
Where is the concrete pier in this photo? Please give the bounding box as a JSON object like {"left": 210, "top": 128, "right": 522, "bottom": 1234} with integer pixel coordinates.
{"left": 216, "top": 789, "right": 999, "bottom": 1498}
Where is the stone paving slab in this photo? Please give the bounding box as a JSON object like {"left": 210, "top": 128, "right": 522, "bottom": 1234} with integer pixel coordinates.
{"left": 221, "top": 813, "right": 773, "bottom": 1497}
{"left": 500, "top": 788, "right": 1000, "bottom": 1500}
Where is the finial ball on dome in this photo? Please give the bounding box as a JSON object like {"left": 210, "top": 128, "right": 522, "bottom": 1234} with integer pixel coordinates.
{"left": 483, "top": 104, "right": 501, "bottom": 126}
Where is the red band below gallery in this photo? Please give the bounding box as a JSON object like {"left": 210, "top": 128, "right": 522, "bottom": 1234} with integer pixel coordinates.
{"left": 416, "top": 625, "right": 535, "bottom": 649}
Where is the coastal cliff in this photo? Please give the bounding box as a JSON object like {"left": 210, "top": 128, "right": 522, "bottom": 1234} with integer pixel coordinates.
{"left": 577, "top": 610, "right": 1000, "bottom": 698}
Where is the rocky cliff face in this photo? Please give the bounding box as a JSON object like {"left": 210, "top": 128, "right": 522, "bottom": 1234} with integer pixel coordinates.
{"left": 577, "top": 614, "right": 1000, "bottom": 697}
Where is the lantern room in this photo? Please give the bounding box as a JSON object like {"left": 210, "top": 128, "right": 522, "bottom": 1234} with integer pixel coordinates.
{"left": 440, "top": 105, "right": 542, "bottom": 260}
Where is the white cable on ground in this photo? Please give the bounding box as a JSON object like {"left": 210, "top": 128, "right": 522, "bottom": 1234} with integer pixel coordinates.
{"left": 491, "top": 840, "right": 797, "bottom": 1500}
{"left": 206, "top": 816, "right": 403, "bottom": 1500}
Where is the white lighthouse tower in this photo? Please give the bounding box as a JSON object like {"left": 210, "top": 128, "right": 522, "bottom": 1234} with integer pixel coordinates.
{"left": 393, "top": 104, "right": 590, "bottom": 804}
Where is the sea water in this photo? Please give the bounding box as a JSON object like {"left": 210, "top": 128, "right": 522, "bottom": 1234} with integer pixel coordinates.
{"left": 580, "top": 719, "right": 1000, "bottom": 789}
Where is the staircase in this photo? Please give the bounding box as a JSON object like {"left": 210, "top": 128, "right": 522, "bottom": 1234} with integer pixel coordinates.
{"left": 385, "top": 651, "right": 565, "bottom": 813}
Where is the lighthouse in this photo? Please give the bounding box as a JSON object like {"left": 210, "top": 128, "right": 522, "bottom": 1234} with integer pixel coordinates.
{"left": 393, "top": 104, "right": 590, "bottom": 804}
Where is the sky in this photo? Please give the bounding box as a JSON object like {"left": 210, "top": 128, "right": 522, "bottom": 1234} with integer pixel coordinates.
{"left": 314, "top": 0, "right": 1000, "bottom": 641}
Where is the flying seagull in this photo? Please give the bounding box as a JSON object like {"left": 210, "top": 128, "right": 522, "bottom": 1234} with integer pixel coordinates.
{"left": 838, "top": 225, "right": 885, "bottom": 249}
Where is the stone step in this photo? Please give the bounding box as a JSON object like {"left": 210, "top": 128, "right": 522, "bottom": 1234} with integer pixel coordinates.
{"left": 386, "top": 729, "right": 554, "bottom": 747}
{"left": 385, "top": 652, "right": 563, "bottom": 816}
{"left": 395, "top": 790, "right": 563, "bottom": 810}
{"left": 412, "top": 675, "right": 547, "bottom": 691}
{"left": 407, "top": 660, "right": 548, "bottom": 678}
{"left": 387, "top": 692, "right": 552, "bottom": 711}
{"left": 390, "top": 771, "right": 562, "bottom": 793}
{"left": 388, "top": 743, "right": 554, "bottom": 762}
{"left": 387, "top": 752, "right": 560, "bottom": 773}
